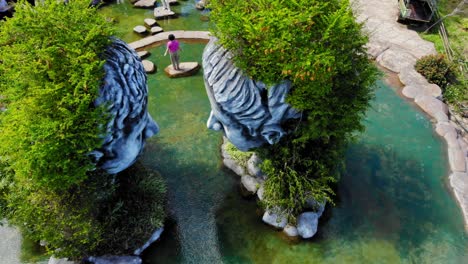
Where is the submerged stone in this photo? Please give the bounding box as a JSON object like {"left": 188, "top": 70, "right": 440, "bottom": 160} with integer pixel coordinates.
{"left": 133, "top": 25, "right": 147, "bottom": 34}
{"left": 262, "top": 210, "right": 287, "bottom": 229}
{"left": 134, "top": 0, "right": 155, "bottom": 8}
{"left": 164, "top": 62, "right": 200, "bottom": 78}
{"left": 142, "top": 60, "right": 156, "bottom": 73}
{"left": 137, "top": 50, "right": 150, "bottom": 59}
{"left": 150, "top": 26, "right": 164, "bottom": 34}
{"left": 144, "top": 18, "right": 157, "bottom": 27}
{"left": 297, "top": 212, "right": 320, "bottom": 239}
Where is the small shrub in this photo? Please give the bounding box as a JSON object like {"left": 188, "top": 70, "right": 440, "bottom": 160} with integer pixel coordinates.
{"left": 415, "top": 54, "right": 455, "bottom": 89}
{"left": 225, "top": 141, "right": 253, "bottom": 168}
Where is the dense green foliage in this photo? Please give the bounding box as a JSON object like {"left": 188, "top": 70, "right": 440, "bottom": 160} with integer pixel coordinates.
{"left": 225, "top": 141, "right": 253, "bottom": 167}
{"left": 415, "top": 54, "right": 455, "bottom": 88}
{"left": 0, "top": 0, "right": 166, "bottom": 258}
{"left": 0, "top": 0, "right": 112, "bottom": 190}
{"left": 210, "top": 0, "right": 378, "bottom": 220}
{"left": 419, "top": 0, "right": 467, "bottom": 115}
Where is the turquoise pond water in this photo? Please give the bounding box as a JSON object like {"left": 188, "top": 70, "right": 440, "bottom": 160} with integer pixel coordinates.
{"left": 101, "top": 1, "right": 468, "bottom": 263}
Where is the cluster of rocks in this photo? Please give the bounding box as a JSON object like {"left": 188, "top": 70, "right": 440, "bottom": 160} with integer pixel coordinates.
{"left": 132, "top": 18, "right": 166, "bottom": 74}
{"left": 133, "top": 18, "right": 164, "bottom": 36}
{"left": 221, "top": 137, "right": 325, "bottom": 239}
{"left": 352, "top": 0, "right": 468, "bottom": 230}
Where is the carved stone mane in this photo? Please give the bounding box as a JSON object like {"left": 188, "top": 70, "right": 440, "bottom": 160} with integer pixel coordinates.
{"left": 91, "top": 38, "right": 159, "bottom": 174}
{"left": 203, "top": 37, "right": 300, "bottom": 151}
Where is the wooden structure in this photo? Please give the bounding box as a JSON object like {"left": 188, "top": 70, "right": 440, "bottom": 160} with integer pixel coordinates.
{"left": 397, "top": 0, "right": 436, "bottom": 24}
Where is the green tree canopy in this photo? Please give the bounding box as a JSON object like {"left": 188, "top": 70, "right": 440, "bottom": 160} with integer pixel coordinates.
{"left": 209, "top": 0, "right": 379, "bottom": 220}
{"left": 0, "top": 0, "right": 113, "bottom": 190}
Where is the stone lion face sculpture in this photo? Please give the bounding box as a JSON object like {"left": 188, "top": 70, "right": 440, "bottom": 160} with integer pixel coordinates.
{"left": 202, "top": 37, "right": 301, "bottom": 151}
{"left": 91, "top": 38, "right": 159, "bottom": 174}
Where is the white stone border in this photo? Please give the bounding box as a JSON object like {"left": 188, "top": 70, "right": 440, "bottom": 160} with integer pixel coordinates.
{"left": 352, "top": 0, "right": 468, "bottom": 231}
{"left": 129, "top": 30, "right": 211, "bottom": 51}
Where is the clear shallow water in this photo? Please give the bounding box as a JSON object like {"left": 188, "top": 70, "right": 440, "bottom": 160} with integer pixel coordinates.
{"left": 101, "top": 2, "right": 468, "bottom": 263}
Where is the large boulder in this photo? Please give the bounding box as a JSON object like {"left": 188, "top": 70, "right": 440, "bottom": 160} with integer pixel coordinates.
{"left": 262, "top": 209, "right": 287, "bottom": 229}
{"left": 297, "top": 211, "right": 320, "bottom": 239}
{"left": 91, "top": 38, "right": 159, "bottom": 174}
{"left": 202, "top": 37, "right": 301, "bottom": 151}
{"left": 247, "top": 153, "right": 264, "bottom": 178}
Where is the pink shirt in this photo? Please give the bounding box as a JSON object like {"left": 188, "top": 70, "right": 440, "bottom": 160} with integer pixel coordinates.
{"left": 167, "top": 40, "right": 180, "bottom": 53}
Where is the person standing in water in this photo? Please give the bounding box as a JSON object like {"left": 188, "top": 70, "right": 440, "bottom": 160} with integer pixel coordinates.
{"left": 164, "top": 34, "right": 182, "bottom": 71}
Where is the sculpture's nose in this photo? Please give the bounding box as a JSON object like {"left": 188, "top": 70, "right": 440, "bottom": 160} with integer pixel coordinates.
{"left": 261, "top": 124, "right": 284, "bottom": 145}
{"left": 207, "top": 111, "right": 223, "bottom": 131}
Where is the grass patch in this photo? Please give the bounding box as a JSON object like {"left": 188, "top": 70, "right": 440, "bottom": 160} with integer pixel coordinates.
{"left": 225, "top": 141, "right": 254, "bottom": 168}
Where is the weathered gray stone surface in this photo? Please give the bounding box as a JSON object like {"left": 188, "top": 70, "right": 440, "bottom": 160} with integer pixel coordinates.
{"left": 134, "top": 227, "right": 164, "bottom": 255}
{"left": 283, "top": 224, "right": 299, "bottom": 237}
{"left": 129, "top": 30, "right": 210, "bottom": 51}
{"left": 134, "top": 0, "right": 155, "bottom": 8}
{"left": 376, "top": 47, "right": 418, "bottom": 73}
{"left": 0, "top": 220, "right": 21, "bottom": 264}
{"left": 262, "top": 210, "right": 287, "bottom": 229}
{"left": 247, "top": 153, "right": 264, "bottom": 178}
{"left": 436, "top": 122, "right": 456, "bottom": 137}
{"left": 137, "top": 50, "right": 150, "bottom": 59}
{"left": 133, "top": 25, "right": 147, "bottom": 34}
{"left": 414, "top": 95, "right": 448, "bottom": 117}
{"left": 257, "top": 183, "right": 265, "bottom": 201}
{"left": 144, "top": 18, "right": 157, "bottom": 27}
{"left": 241, "top": 175, "right": 260, "bottom": 194}
{"left": 150, "top": 26, "right": 164, "bottom": 34}
{"left": 449, "top": 147, "right": 466, "bottom": 172}
{"left": 164, "top": 62, "right": 200, "bottom": 78}
{"left": 92, "top": 39, "right": 159, "bottom": 174}
{"left": 297, "top": 212, "right": 320, "bottom": 239}
{"left": 85, "top": 256, "right": 142, "bottom": 264}
{"left": 223, "top": 158, "right": 245, "bottom": 176}
{"left": 202, "top": 37, "right": 301, "bottom": 151}
{"left": 402, "top": 84, "right": 426, "bottom": 99}
{"left": 142, "top": 60, "right": 156, "bottom": 73}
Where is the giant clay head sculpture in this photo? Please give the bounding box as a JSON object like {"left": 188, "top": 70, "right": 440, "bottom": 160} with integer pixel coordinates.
{"left": 202, "top": 38, "right": 301, "bottom": 151}
{"left": 91, "top": 38, "right": 159, "bottom": 174}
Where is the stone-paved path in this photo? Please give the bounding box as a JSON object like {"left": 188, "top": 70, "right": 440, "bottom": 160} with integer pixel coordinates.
{"left": 351, "top": 0, "right": 468, "bottom": 231}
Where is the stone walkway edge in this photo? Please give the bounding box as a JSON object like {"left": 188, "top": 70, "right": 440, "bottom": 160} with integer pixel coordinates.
{"left": 352, "top": 0, "right": 468, "bottom": 231}
{"left": 129, "top": 19, "right": 468, "bottom": 231}
{"left": 129, "top": 30, "right": 211, "bottom": 51}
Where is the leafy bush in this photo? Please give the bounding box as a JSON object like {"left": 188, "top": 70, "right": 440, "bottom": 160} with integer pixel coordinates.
{"left": 415, "top": 54, "right": 455, "bottom": 89}
{"left": 225, "top": 141, "right": 253, "bottom": 167}
{"left": 0, "top": 0, "right": 166, "bottom": 259}
{"left": 209, "top": 0, "right": 378, "bottom": 220}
